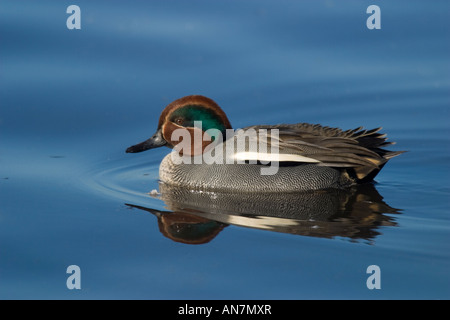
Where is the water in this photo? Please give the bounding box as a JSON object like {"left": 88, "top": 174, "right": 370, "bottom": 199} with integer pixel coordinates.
{"left": 1, "top": 0, "right": 449, "bottom": 299}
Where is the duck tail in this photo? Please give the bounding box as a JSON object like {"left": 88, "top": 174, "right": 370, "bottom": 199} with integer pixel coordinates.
{"left": 350, "top": 128, "right": 405, "bottom": 182}
{"left": 382, "top": 150, "right": 406, "bottom": 160}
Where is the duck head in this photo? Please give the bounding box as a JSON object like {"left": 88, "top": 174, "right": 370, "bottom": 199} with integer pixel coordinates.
{"left": 126, "top": 95, "right": 232, "bottom": 155}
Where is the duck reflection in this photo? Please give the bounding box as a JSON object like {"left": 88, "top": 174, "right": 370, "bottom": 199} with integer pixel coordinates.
{"left": 126, "top": 182, "right": 401, "bottom": 244}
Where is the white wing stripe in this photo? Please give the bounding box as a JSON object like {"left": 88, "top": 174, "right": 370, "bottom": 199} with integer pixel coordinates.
{"left": 233, "top": 151, "right": 320, "bottom": 163}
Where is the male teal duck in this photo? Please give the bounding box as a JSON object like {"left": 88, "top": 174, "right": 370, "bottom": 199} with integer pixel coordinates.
{"left": 126, "top": 95, "right": 403, "bottom": 192}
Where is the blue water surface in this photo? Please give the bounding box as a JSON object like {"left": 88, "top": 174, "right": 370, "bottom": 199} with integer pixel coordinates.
{"left": 0, "top": 0, "right": 449, "bottom": 299}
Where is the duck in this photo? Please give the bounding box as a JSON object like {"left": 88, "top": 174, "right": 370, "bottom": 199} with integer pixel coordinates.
{"left": 126, "top": 95, "right": 403, "bottom": 192}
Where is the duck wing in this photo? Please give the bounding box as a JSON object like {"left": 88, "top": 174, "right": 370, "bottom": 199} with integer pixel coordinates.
{"left": 235, "top": 123, "right": 404, "bottom": 181}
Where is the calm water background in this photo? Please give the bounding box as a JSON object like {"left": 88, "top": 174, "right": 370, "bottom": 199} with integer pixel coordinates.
{"left": 1, "top": 0, "right": 449, "bottom": 299}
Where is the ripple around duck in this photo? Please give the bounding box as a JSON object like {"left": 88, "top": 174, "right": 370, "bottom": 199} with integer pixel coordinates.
{"left": 81, "top": 155, "right": 162, "bottom": 207}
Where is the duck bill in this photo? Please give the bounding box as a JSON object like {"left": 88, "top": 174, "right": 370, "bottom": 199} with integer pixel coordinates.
{"left": 126, "top": 129, "right": 167, "bottom": 153}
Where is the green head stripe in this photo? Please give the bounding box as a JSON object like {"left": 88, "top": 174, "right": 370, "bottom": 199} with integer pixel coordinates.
{"left": 171, "top": 105, "right": 228, "bottom": 133}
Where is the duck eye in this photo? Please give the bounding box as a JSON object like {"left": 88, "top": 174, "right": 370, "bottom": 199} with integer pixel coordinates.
{"left": 175, "top": 118, "right": 184, "bottom": 125}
